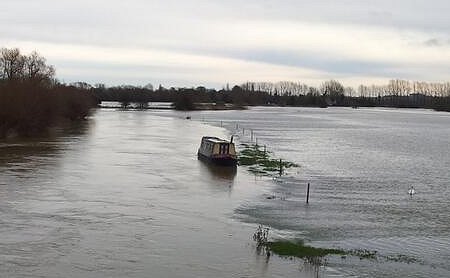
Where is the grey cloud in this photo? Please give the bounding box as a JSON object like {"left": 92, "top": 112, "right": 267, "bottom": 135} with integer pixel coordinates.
{"left": 425, "top": 39, "right": 441, "bottom": 46}
{"left": 424, "top": 38, "right": 450, "bottom": 47}
{"left": 1, "top": 0, "right": 449, "bottom": 85}
{"left": 201, "top": 48, "right": 408, "bottom": 78}
{"left": 2, "top": 0, "right": 450, "bottom": 40}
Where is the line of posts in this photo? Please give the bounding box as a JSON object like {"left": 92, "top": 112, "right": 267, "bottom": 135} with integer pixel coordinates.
{"left": 236, "top": 120, "right": 311, "bottom": 204}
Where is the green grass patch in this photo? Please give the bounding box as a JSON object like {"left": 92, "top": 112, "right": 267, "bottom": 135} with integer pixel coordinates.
{"left": 252, "top": 226, "right": 419, "bottom": 267}
{"left": 266, "top": 240, "right": 346, "bottom": 259}
{"left": 238, "top": 155, "right": 258, "bottom": 166}
{"left": 265, "top": 240, "right": 419, "bottom": 265}
{"left": 238, "top": 144, "right": 298, "bottom": 175}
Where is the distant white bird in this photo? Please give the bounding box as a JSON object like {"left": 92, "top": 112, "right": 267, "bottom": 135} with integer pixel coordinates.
{"left": 408, "top": 186, "right": 416, "bottom": 196}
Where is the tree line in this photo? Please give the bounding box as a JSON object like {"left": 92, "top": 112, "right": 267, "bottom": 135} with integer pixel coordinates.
{"left": 1, "top": 46, "right": 449, "bottom": 139}
{"left": 0, "top": 48, "right": 97, "bottom": 138}
{"left": 89, "top": 79, "right": 450, "bottom": 111}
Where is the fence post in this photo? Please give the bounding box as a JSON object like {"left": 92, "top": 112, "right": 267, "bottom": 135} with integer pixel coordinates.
{"left": 279, "top": 159, "right": 283, "bottom": 176}
{"left": 306, "top": 183, "right": 310, "bottom": 203}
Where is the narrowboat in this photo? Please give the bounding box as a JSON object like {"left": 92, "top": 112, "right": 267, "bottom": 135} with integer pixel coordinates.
{"left": 197, "top": 136, "right": 237, "bottom": 166}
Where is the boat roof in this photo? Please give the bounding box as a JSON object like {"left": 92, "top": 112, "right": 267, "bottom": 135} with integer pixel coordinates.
{"left": 201, "top": 136, "right": 232, "bottom": 144}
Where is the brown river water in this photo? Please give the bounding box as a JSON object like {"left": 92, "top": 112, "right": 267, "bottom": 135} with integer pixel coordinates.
{"left": 1, "top": 107, "right": 450, "bottom": 277}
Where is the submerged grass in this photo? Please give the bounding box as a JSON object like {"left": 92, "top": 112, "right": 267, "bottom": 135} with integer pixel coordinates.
{"left": 266, "top": 240, "right": 346, "bottom": 258}
{"left": 264, "top": 239, "right": 419, "bottom": 267}
{"left": 252, "top": 226, "right": 343, "bottom": 265}
{"left": 385, "top": 254, "right": 418, "bottom": 264}
{"left": 238, "top": 144, "right": 298, "bottom": 175}
{"left": 253, "top": 226, "right": 419, "bottom": 267}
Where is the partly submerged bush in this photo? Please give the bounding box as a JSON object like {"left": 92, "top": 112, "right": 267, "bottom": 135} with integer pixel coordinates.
{"left": 0, "top": 82, "right": 96, "bottom": 138}
{"left": 0, "top": 48, "right": 97, "bottom": 138}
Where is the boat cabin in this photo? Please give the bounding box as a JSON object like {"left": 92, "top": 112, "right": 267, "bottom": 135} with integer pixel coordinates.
{"left": 198, "top": 136, "right": 237, "bottom": 166}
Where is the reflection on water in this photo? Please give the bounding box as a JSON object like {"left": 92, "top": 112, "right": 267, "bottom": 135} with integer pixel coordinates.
{"left": 0, "top": 121, "right": 91, "bottom": 173}
{"left": 198, "top": 162, "right": 237, "bottom": 195}
{"left": 200, "top": 161, "right": 237, "bottom": 180}
{"left": 0, "top": 142, "right": 58, "bottom": 165}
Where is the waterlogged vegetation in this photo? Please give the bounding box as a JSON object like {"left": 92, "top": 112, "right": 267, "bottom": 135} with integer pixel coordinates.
{"left": 266, "top": 241, "right": 346, "bottom": 259}
{"left": 253, "top": 226, "right": 419, "bottom": 267}
{"left": 253, "top": 226, "right": 343, "bottom": 266}
{"left": 385, "top": 254, "right": 419, "bottom": 264}
{"left": 238, "top": 143, "right": 298, "bottom": 175}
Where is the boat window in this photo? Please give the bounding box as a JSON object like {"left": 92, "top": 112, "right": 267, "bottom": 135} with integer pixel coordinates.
{"left": 219, "top": 144, "right": 229, "bottom": 154}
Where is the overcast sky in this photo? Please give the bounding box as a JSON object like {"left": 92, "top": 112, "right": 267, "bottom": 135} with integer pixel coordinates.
{"left": 1, "top": 0, "right": 449, "bottom": 88}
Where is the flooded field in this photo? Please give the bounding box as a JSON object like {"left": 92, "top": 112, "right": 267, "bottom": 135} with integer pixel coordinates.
{"left": 161, "top": 107, "right": 450, "bottom": 277}
{"left": 1, "top": 107, "right": 449, "bottom": 277}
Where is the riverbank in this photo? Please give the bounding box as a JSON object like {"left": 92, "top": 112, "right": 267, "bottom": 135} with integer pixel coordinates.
{"left": 99, "top": 102, "right": 246, "bottom": 111}
{"left": 100, "top": 100, "right": 449, "bottom": 113}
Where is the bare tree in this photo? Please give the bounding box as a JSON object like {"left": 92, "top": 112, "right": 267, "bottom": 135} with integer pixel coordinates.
{"left": 24, "top": 51, "right": 55, "bottom": 84}
{"left": 0, "top": 48, "right": 25, "bottom": 81}
{"left": 344, "top": 87, "right": 355, "bottom": 97}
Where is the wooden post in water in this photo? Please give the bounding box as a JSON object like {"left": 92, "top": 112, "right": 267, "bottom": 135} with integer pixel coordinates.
{"left": 264, "top": 145, "right": 266, "bottom": 155}
{"left": 256, "top": 138, "right": 258, "bottom": 146}
{"left": 243, "top": 128, "right": 245, "bottom": 135}
{"left": 279, "top": 159, "right": 283, "bottom": 176}
{"left": 251, "top": 130, "right": 254, "bottom": 142}
{"left": 306, "top": 183, "right": 310, "bottom": 204}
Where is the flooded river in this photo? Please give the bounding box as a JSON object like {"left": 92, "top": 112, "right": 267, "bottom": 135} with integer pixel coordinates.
{"left": 1, "top": 107, "right": 449, "bottom": 277}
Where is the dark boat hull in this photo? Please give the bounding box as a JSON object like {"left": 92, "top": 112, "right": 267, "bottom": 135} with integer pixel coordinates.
{"left": 197, "top": 152, "right": 237, "bottom": 167}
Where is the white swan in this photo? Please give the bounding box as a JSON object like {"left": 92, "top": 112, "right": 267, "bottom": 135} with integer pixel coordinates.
{"left": 408, "top": 186, "right": 416, "bottom": 196}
